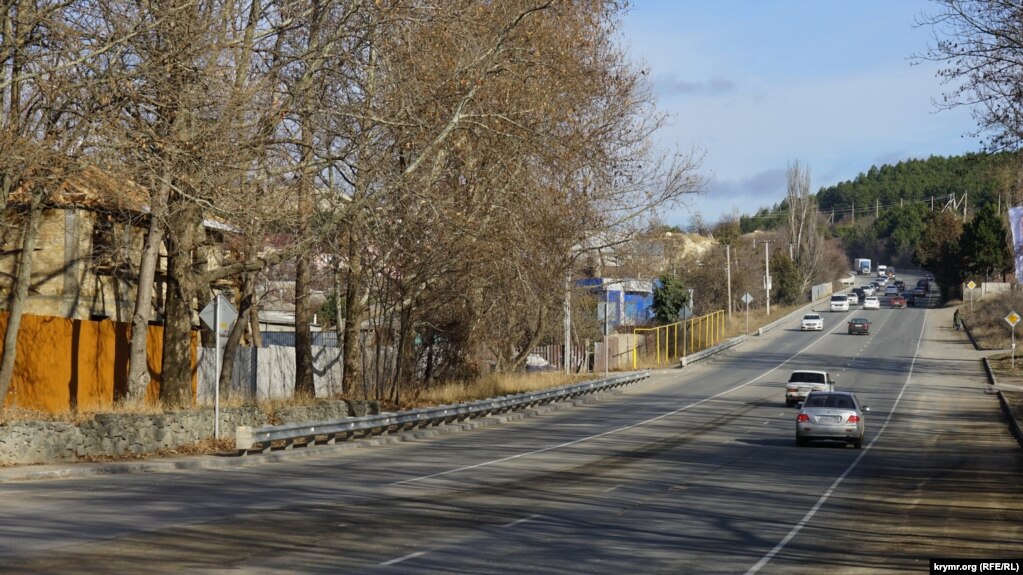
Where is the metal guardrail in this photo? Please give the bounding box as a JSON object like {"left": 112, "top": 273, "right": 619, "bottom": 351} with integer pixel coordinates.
{"left": 236, "top": 371, "right": 651, "bottom": 454}
{"left": 679, "top": 335, "right": 748, "bottom": 367}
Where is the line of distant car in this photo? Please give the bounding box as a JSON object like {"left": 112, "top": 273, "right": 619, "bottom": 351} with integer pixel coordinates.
{"left": 800, "top": 275, "right": 936, "bottom": 336}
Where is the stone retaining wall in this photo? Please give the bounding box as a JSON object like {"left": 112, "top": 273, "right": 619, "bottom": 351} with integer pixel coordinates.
{"left": 0, "top": 400, "right": 379, "bottom": 465}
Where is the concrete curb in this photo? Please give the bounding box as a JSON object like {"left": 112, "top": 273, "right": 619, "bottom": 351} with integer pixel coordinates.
{"left": 679, "top": 335, "right": 747, "bottom": 367}
{"left": 981, "top": 356, "right": 1023, "bottom": 449}
{"left": 961, "top": 318, "right": 981, "bottom": 351}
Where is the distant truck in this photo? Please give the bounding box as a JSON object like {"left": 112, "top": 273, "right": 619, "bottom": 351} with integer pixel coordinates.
{"left": 877, "top": 264, "right": 888, "bottom": 278}
{"left": 855, "top": 258, "right": 871, "bottom": 275}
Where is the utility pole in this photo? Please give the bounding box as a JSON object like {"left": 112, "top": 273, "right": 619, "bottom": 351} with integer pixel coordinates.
{"left": 764, "top": 241, "right": 772, "bottom": 316}
{"left": 876, "top": 197, "right": 879, "bottom": 218}
{"left": 563, "top": 272, "right": 571, "bottom": 374}
{"left": 726, "top": 244, "right": 732, "bottom": 322}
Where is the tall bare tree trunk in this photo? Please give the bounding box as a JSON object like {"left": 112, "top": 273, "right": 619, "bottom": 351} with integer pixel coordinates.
{"left": 160, "top": 203, "right": 202, "bottom": 407}
{"left": 341, "top": 235, "right": 365, "bottom": 395}
{"left": 290, "top": 0, "right": 328, "bottom": 399}
{"left": 0, "top": 192, "right": 43, "bottom": 407}
{"left": 125, "top": 184, "right": 168, "bottom": 401}
{"left": 218, "top": 280, "right": 252, "bottom": 398}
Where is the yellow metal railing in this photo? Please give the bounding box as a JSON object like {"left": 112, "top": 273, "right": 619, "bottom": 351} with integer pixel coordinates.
{"left": 632, "top": 310, "right": 726, "bottom": 368}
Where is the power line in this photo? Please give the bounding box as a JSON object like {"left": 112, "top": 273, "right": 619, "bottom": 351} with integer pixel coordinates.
{"left": 738, "top": 193, "right": 964, "bottom": 224}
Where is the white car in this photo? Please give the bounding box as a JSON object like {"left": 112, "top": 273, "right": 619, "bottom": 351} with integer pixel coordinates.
{"left": 885, "top": 285, "right": 899, "bottom": 296}
{"left": 846, "top": 292, "right": 859, "bottom": 305}
{"left": 861, "top": 285, "right": 874, "bottom": 296}
{"left": 785, "top": 370, "right": 835, "bottom": 407}
{"left": 830, "top": 294, "right": 849, "bottom": 312}
{"left": 863, "top": 296, "right": 880, "bottom": 310}
{"left": 800, "top": 313, "right": 824, "bottom": 331}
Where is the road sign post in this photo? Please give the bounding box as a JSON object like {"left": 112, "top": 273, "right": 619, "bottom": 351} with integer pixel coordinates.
{"left": 1005, "top": 311, "right": 1020, "bottom": 370}
{"left": 200, "top": 294, "right": 238, "bottom": 439}
{"left": 741, "top": 293, "right": 753, "bottom": 336}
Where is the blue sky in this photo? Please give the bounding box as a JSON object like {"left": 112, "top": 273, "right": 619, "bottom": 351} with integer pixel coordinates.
{"left": 621, "top": 0, "right": 982, "bottom": 228}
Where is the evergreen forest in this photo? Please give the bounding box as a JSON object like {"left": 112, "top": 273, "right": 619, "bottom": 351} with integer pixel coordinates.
{"left": 736, "top": 153, "right": 1019, "bottom": 297}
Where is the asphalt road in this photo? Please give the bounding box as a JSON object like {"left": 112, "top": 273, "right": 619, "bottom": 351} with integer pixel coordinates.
{"left": 1, "top": 290, "right": 1020, "bottom": 574}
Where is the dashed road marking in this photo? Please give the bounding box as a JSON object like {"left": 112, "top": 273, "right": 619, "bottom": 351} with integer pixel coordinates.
{"left": 380, "top": 551, "right": 428, "bottom": 566}
{"left": 502, "top": 514, "right": 542, "bottom": 528}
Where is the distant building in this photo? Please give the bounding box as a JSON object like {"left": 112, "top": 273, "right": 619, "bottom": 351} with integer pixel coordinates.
{"left": 577, "top": 278, "right": 656, "bottom": 329}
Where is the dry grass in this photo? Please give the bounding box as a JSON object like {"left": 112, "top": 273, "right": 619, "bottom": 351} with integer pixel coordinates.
{"left": 722, "top": 303, "right": 809, "bottom": 339}
{"left": 0, "top": 393, "right": 331, "bottom": 426}
{"left": 959, "top": 290, "right": 1023, "bottom": 351}
{"left": 966, "top": 290, "right": 1023, "bottom": 385}
{"left": 402, "top": 371, "right": 595, "bottom": 409}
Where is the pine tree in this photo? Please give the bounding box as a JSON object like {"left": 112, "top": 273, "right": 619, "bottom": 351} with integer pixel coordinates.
{"left": 652, "top": 273, "right": 689, "bottom": 324}
{"left": 961, "top": 204, "right": 1013, "bottom": 282}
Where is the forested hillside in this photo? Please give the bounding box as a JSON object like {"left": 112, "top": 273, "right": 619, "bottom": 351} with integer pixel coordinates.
{"left": 739, "top": 152, "right": 1019, "bottom": 270}
{"left": 816, "top": 153, "right": 1014, "bottom": 219}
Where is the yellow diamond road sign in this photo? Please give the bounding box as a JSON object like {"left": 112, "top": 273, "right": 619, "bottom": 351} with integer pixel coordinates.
{"left": 1006, "top": 311, "right": 1021, "bottom": 327}
{"left": 967, "top": 280, "right": 977, "bottom": 290}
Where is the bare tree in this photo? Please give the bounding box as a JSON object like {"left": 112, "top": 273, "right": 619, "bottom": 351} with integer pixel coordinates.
{"left": 0, "top": 1, "right": 112, "bottom": 407}
{"left": 92, "top": 0, "right": 304, "bottom": 406}
{"left": 920, "top": 0, "right": 1023, "bottom": 151}
{"left": 784, "top": 160, "right": 826, "bottom": 293}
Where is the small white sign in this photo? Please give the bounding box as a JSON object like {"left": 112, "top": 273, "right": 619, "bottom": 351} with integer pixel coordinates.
{"left": 741, "top": 293, "right": 753, "bottom": 304}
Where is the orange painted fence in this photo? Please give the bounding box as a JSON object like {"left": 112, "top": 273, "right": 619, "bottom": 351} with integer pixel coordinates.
{"left": 632, "top": 310, "right": 726, "bottom": 368}
{"left": 0, "top": 313, "right": 196, "bottom": 413}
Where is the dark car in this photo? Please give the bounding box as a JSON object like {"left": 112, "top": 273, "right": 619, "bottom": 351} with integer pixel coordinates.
{"left": 904, "top": 292, "right": 916, "bottom": 307}
{"left": 852, "top": 287, "right": 865, "bottom": 300}
{"left": 890, "top": 295, "right": 906, "bottom": 308}
{"left": 895, "top": 280, "right": 905, "bottom": 291}
{"left": 848, "top": 317, "right": 871, "bottom": 335}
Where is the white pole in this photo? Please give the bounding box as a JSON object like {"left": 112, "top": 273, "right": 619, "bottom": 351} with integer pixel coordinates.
{"left": 563, "top": 273, "right": 571, "bottom": 374}
{"left": 215, "top": 295, "right": 221, "bottom": 440}
{"left": 1013, "top": 325, "right": 1016, "bottom": 371}
{"left": 725, "top": 245, "right": 732, "bottom": 322}
{"left": 765, "top": 242, "right": 771, "bottom": 316}
{"left": 745, "top": 300, "right": 749, "bottom": 335}
{"left": 603, "top": 298, "right": 609, "bottom": 377}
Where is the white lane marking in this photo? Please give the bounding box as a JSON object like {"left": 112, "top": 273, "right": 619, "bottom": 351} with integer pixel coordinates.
{"left": 603, "top": 485, "right": 623, "bottom": 493}
{"left": 744, "top": 309, "right": 927, "bottom": 575}
{"left": 501, "top": 514, "right": 542, "bottom": 528}
{"left": 393, "top": 324, "right": 839, "bottom": 487}
{"left": 379, "top": 551, "right": 428, "bottom": 566}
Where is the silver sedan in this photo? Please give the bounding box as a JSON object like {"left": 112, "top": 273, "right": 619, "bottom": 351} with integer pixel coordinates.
{"left": 795, "top": 391, "right": 869, "bottom": 448}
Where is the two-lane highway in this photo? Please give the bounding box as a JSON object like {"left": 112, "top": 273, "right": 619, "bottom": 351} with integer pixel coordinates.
{"left": 1, "top": 294, "right": 1019, "bottom": 574}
